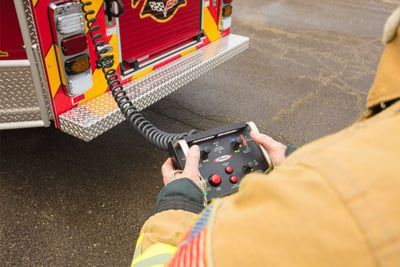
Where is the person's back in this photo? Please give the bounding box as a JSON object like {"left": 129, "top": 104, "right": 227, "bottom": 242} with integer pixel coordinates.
{"left": 207, "top": 101, "right": 400, "bottom": 266}
{"left": 195, "top": 9, "right": 400, "bottom": 266}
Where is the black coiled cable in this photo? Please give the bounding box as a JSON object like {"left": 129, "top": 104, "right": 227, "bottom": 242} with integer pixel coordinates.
{"left": 80, "top": 0, "right": 196, "bottom": 151}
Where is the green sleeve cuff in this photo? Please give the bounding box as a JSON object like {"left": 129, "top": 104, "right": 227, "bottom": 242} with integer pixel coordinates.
{"left": 150, "top": 178, "right": 205, "bottom": 216}
{"left": 285, "top": 144, "right": 298, "bottom": 157}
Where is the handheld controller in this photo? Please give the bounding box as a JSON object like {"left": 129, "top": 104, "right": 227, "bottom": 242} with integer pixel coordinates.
{"left": 169, "top": 122, "right": 274, "bottom": 202}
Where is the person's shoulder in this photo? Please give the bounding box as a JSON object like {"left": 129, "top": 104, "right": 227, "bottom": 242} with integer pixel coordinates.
{"left": 383, "top": 6, "right": 400, "bottom": 44}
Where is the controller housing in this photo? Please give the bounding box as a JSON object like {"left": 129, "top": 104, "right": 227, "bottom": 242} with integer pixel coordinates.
{"left": 169, "top": 122, "right": 274, "bottom": 201}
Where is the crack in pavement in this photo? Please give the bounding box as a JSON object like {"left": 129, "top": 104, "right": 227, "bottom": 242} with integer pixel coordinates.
{"left": 270, "top": 91, "right": 315, "bottom": 122}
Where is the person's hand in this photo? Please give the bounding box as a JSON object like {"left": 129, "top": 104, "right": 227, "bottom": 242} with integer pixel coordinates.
{"left": 161, "top": 145, "right": 201, "bottom": 185}
{"left": 250, "top": 131, "right": 287, "bottom": 166}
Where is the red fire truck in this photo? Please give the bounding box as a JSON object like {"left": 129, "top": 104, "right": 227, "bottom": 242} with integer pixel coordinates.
{"left": 0, "top": 0, "right": 248, "bottom": 142}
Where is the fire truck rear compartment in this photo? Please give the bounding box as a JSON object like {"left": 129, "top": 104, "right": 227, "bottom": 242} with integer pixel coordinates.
{"left": 118, "top": 0, "right": 203, "bottom": 75}
{"left": 0, "top": 0, "right": 248, "bottom": 140}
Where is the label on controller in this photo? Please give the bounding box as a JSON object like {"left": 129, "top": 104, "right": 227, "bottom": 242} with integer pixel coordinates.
{"left": 169, "top": 121, "right": 274, "bottom": 202}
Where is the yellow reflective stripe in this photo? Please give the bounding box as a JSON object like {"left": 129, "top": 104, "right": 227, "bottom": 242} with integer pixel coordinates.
{"left": 132, "top": 232, "right": 145, "bottom": 260}
{"left": 203, "top": 8, "right": 221, "bottom": 42}
{"left": 131, "top": 66, "right": 154, "bottom": 81}
{"left": 45, "top": 44, "right": 62, "bottom": 97}
{"left": 180, "top": 47, "right": 197, "bottom": 57}
{"left": 82, "top": 0, "right": 104, "bottom": 33}
{"left": 131, "top": 243, "right": 177, "bottom": 267}
{"left": 132, "top": 254, "right": 172, "bottom": 267}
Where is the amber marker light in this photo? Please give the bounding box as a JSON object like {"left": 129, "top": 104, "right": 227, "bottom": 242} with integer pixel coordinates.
{"left": 65, "top": 54, "right": 90, "bottom": 75}
{"left": 222, "top": 5, "right": 232, "bottom": 17}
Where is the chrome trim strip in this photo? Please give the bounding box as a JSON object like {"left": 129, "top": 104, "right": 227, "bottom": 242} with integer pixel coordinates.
{"left": 0, "top": 60, "right": 31, "bottom": 67}
{"left": 0, "top": 120, "right": 46, "bottom": 130}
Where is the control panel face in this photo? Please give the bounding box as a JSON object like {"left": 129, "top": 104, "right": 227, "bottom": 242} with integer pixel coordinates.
{"left": 169, "top": 122, "right": 273, "bottom": 201}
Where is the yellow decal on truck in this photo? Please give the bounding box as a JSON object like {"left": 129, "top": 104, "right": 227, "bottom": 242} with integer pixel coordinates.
{"left": 138, "top": 0, "right": 187, "bottom": 23}
{"left": 203, "top": 8, "right": 221, "bottom": 42}
{"left": 45, "top": 44, "right": 62, "bottom": 97}
{"left": 0, "top": 50, "right": 9, "bottom": 57}
{"left": 132, "top": 0, "right": 141, "bottom": 8}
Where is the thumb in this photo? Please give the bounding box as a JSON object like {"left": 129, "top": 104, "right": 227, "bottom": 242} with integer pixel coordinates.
{"left": 179, "top": 145, "right": 201, "bottom": 181}
{"left": 184, "top": 145, "right": 200, "bottom": 171}
{"left": 250, "top": 131, "right": 276, "bottom": 150}
{"left": 250, "top": 131, "right": 287, "bottom": 166}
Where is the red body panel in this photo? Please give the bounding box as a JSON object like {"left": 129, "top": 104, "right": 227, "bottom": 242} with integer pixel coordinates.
{"left": 119, "top": 0, "right": 202, "bottom": 63}
{"left": 208, "top": 0, "right": 220, "bottom": 22}
{"left": 0, "top": 0, "right": 27, "bottom": 60}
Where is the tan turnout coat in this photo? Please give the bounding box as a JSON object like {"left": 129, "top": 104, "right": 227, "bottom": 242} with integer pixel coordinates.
{"left": 132, "top": 7, "right": 400, "bottom": 267}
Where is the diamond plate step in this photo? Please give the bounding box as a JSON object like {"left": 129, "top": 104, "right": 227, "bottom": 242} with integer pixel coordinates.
{"left": 59, "top": 34, "right": 249, "bottom": 141}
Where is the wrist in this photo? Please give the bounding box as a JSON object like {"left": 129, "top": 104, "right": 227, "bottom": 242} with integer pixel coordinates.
{"left": 150, "top": 178, "right": 206, "bottom": 216}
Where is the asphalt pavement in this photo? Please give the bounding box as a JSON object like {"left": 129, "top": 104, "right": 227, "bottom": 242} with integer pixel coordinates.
{"left": 1, "top": 0, "right": 399, "bottom": 265}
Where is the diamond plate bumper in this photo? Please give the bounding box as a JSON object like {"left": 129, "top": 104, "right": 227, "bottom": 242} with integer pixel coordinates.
{"left": 59, "top": 34, "right": 249, "bottom": 141}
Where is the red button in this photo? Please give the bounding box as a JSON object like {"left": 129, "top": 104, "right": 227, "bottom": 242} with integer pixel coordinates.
{"left": 225, "top": 166, "right": 233, "bottom": 174}
{"left": 230, "top": 176, "right": 238, "bottom": 183}
{"left": 209, "top": 174, "right": 222, "bottom": 186}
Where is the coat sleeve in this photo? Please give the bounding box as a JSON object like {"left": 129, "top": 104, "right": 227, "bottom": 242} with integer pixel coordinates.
{"left": 166, "top": 163, "right": 377, "bottom": 267}
{"left": 130, "top": 178, "right": 205, "bottom": 267}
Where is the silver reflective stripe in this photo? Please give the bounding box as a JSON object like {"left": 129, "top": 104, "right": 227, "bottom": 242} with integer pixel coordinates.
{"left": 133, "top": 253, "right": 173, "bottom": 267}
{"left": 132, "top": 242, "right": 142, "bottom": 260}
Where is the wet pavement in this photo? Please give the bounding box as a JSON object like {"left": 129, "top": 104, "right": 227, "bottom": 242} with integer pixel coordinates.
{"left": 1, "top": 0, "right": 399, "bottom": 266}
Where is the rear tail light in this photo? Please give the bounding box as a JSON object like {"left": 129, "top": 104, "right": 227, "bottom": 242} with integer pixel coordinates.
{"left": 57, "top": 12, "right": 84, "bottom": 35}
{"left": 220, "top": 1, "right": 233, "bottom": 31}
{"left": 65, "top": 54, "right": 90, "bottom": 75}
{"left": 68, "top": 73, "right": 93, "bottom": 96}
{"left": 61, "top": 34, "right": 88, "bottom": 55}
{"left": 222, "top": 5, "right": 232, "bottom": 17}
{"left": 50, "top": 1, "right": 93, "bottom": 96}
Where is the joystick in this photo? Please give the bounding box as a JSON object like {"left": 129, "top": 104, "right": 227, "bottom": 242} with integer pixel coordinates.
{"left": 200, "top": 146, "right": 212, "bottom": 161}
{"left": 231, "top": 137, "right": 242, "bottom": 150}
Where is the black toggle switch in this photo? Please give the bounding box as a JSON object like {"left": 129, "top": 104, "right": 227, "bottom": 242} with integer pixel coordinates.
{"left": 231, "top": 137, "right": 242, "bottom": 150}
{"left": 242, "top": 161, "right": 255, "bottom": 173}
{"left": 200, "top": 146, "right": 212, "bottom": 160}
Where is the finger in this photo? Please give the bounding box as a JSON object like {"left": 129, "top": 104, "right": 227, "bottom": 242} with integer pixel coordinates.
{"left": 250, "top": 131, "right": 274, "bottom": 150}
{"left": 180, "top": 145, "right": 200, "bottom": 179}
{"left": 162, "top": 158, "right": 177, "bottom": 185}
{"left": 161, "top": 158, "right": 175, "bottom": 176}
{"left": 184, "top": 145, "right": 200, "bottom": 171}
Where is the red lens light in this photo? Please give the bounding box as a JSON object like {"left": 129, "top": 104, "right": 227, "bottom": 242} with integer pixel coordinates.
{"left": 223, "top": 0, "right": 233, "bottom": 4}
{"left": 61, "top": 34, "right": 88, "bottom": 56}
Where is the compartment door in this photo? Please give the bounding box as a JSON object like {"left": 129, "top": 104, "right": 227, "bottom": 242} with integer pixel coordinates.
{"left": 118, "top": 0, "right": 203, "bottom": 73}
